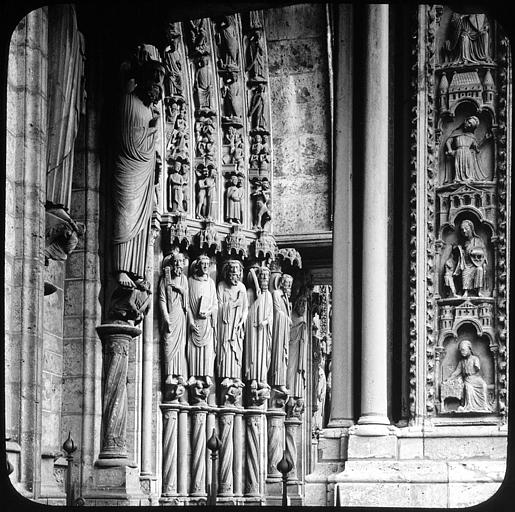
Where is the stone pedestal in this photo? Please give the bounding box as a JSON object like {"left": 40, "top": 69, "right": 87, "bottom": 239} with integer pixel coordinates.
{"left": 266, "top": 410, "right": 285, "bottom": 482}
{"left": 96, "top": 323, "right": 141, "bottom": 463}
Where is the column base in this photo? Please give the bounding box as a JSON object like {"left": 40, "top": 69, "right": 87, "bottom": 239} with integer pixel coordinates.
{"left": 354, "top": 414, "right": 391, "bottom": 436}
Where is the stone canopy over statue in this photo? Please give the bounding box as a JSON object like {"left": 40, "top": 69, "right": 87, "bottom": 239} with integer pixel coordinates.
{"left": 112, "top": 56, "right": 165, "bottom": 291}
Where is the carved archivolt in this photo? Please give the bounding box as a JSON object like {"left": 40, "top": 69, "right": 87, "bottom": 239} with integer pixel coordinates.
{"left": 416, "top": 5, "right": 509, "bottom": 422}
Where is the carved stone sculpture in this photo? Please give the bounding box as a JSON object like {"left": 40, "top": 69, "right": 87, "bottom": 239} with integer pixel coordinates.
{"left": 164, "top": 24, "right": 183, "bottom": 99}
{"left": 246, "top": 267, "right": 273, "bottom": 402}
{"left": 443, "top": 339, "right": 491, "bottom": 412}
{"left": 168, "top": 110, "right": 189, "bottom": 161}
{"left": 445, "top": 219, "right": 487, "bottom": 297}
{"left": 444, "top": 116, "right": 489, "bottom": 182}
{"left": 246, "top": 29, "right": 266, "bottom": 81}
{"left": 194, "top": 56, "right": 214, "bottom": 112}
{"left": 287, "top": 295, "right": 307, "bottom": 400}
{"left": 44, "top": 208, "right": 85, "bottom": 264}
{"left": 225, "top": 127, "right": 245, "bottom": 171}
{"left": 269, "top": 274, "right": 293, "bottom": 395}
{"left": 195, "top": 114, "right": 216, "bottom": 159}
{"left": 251, "top": 177, "right": 271, "bottom": 230}
{"left": 167, "top": 157, "right": 188, "bottom": 213}
{"left": 112, "top": 58, "right": 164, "bottom": 290}
{"left": 195, "top": 163, "right": 217, "bottom": 219}
{"left": 217, "top": 260, "right": 248, "bottom": 404}
{"left": 159, "top": 251, "right": 189, "bottom": 401}
{"left": 187, "top": 255, "right": 217, "bottom": 401}
{"left": 216, "top": 15, "right": 239, "bottom": 70}
{"left": 225, "top": 172, "right": 244, "bottom": 224}
{"left": 444, "top": 13, "right": 491, "bottom": 65}
{"left": 249, "top": 84, "right": 267, "bottom": 131}
{"left": 250, "top": 134, "right": 263, "bottom": 170}
{"left": 221, "top": 72, "right": 242, "bottom": 120}
{"left": 189, "top": 19, "right": 209, "bottom": 57}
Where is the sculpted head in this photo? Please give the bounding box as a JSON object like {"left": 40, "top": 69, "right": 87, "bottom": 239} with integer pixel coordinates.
{"left": 279, "top": 274, "right": 293, "bottom": 298}
{"left": 170, "top": 251, "right": 184, "bottom": 277}
{"left": 196, "top": 254, "right": 211, "bottom": 277}
{"left": 460, "top": 219, "right": 475, "bottom": 239}
{"left": 257, "top": 267, "right": 270, "bottom": 292}
{"left": 294, "top": 294, "right": 307, "bottom": 316}
{"left": 224, "top": 260, "right": 243, "bottom": 286}
{"left": 458, "top": 339, "right": 473, "bottom": 358}
{"left": 463, "top": 116, "right": 480, "bottom": 132}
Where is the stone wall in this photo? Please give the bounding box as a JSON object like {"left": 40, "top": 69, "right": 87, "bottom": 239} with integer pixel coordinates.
{"left": 265, "top": 4, "right": 332, "bottom": 235}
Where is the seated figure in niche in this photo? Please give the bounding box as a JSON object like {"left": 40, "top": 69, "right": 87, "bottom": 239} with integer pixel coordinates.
{"left": 444, "top": 339, "right": 492, "bottom": 413}
{"left": 445, "top": 219, "right": 487, "bottom": 298}
{"left": 444, "top": 116, "right": 490, "bottom": 183}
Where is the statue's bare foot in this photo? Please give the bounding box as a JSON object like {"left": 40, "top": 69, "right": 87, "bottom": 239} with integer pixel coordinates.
{"left": 250, "top": 379, "right": 258, "bottom": 390}
{"left": 205, "top": 375, "right": 213, "bottom": 387}
{"left": 117, "top": 271, "right": 136, "bottom": 289}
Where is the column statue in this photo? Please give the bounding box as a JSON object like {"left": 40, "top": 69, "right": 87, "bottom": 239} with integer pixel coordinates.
{"left": 444, "top": 339, "right": 491, "bottom": 412}
{"left": 245, "top": 267, "right": 273, "bottom": 404}
{"left": 287, "top": 294, "right": 307, "bottom": 400}
{"left": 112, "top": 59, "right": 165, "bottom": 290}
{"left": 269, "top": 274, "right": 293, "bottom": 396}
{"left": 159, "top": 251, "right": 189, "bottom": 401}
{"left": 187, "top": 254, "right": 218, "bottom": 403}
{"left": 217, "top": 260, "right": 248, "bottom": 405}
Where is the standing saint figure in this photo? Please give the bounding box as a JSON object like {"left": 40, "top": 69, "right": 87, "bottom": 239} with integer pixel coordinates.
{"left": 444, "top": 339, "right": 491, "bottom": 412}
{"left": 245, "top": 267, "right": 273, "bottom": 391}
{"left": 246, "top": 29, "right": 265, "bottom": 80}
{"left": 248, "top": 84, "right": 266, "bottom": 130}
{"left": 187, "top": 255, "right": 218, "bottom": 393}
{"left": 217, "top": 15, "right": 239, "bottom": 69}
{"left": 194, "top": 56, "right": 213, "bottom": 110}
{"left": 287, "top": 294, "right": 308, "bottom": 400}
{"left": 159, "top": 251, "right": 188, "bottom": 399}
{"left": 446, "top": 219, "right": 487, "bottom": 297}
{"left": 269, "top": 274, "right": 293, "bottom": 394}
{"left": 225, "top": 173, "right": 244, "bottom": 223}
{"left": 445, "top": 116, "right": 488, "bottom": 183}
{"left": 217, "top": 260, "right": 248, "bottom": 387}
{"left": 112, "top": 59, "right": 165, "bottom": 289}
{"left": 167, "top": 158, "right": 185, "bottom": 213}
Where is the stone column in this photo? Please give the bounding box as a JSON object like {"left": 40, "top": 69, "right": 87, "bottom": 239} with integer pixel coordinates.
{"left": 218, "top": 410, "right": 235, "bottom": 498}
{"left": 355, "top": 4, "right": 391, "bottom": 435}
{"left": 177, "top": 407, "right": 189, "bottom": 496}
{"left": 190, "top": 407, "right": 208, "bottom": 497}
{"left": 232, "top": 412, "right": 243, "bottom": 497}
{"left": 266, "top": 410, "right": 285, "bottom": 482}
{"left": 285, "top": 418, "right": 301, "bottom": 483}
{"left": 161, "top": 406, "right": 179, "bottom": 496}
{"left": 244, "top": 410, "right": 263, "bottom": 498}
{"left": 328, "top": 2, "right": 354, "bottom": 428}
{"left": 96, "top": 324, "right": 141, "bottom": 462}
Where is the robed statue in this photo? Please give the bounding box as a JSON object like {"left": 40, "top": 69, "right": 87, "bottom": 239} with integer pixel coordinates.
{"left": 112, "top": 58, "right": 165, "bottom": 290}
{"left": 269, "top": 274, "right": 293, "bottom": 394}
{"left": 287, "top": 294, "right": 308, "bottom": 400}
{"left": 245, "top": 267, "right": 273, "bottom": 397}
{"left": 159, "top": 251, "right": 188, "bottom": 401}
{"left": 187, "top": 255, "right": 218, "bottom": 402}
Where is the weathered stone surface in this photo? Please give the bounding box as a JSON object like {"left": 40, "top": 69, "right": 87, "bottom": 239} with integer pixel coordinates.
{"left": 264, "top": 4, "right": 326, "bottom": 41}
{"left": 423, "top": 436, "right": 507, "bottom": 460}
{"left": 64, "top": 279, "right": 84, "bottom": 316}
{"left": 347, "top": 434, "right": 398, "bottom": 459}
{"left": 448, "top": 482, "right": 503, "bottom": 508}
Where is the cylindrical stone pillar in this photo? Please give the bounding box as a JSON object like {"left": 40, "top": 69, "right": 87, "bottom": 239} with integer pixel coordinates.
{"left": 329, "top": 2, "right": 355, "bottom": 428}
{"left": 190, "top": 408, "right": 208, "bottom": 496}
{"left": 266, "top": 410, "right": 285, "bottom": 481}
{"left": 245, "top": 411, "right": 262, "bottom": 497}
{"left": 233, "top": 412, "right": 243, "bottom": 497}
{"left": 357, "top": 3, "right": 391, "bottom": 434}
{"left": 285, "top": 418, "right": 301, "bottom": 482}
{"left": 161, "top": 406, "right": 179, "bottom": 496}
{"left": 96, "top": 324, "right": 141, "bottom": 460}
{"left": 177, "top": 406, "right": 189, "bottom": 495}
{"left": 218, "top": 411, "right": 235, "bottom": 496}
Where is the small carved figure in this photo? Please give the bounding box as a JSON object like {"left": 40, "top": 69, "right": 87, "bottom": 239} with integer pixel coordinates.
{"left": 445, "top": 116, "right": 489, "bottom": 183}
{"left": 216, "top": 15, "right": 239, "bottom": 69}
{"left": 181, "top": 161, "right": 190, "bottom": 212}
{"left": 190, "top": 19, "right": 209, "bottom": 56}
{"left": 225, "top": 173, "right": 244, "bottom": 224}
{"left": 221, "top": 73, "right": 241, "bottom": 120}
{"left": 246, "top": 29, "right": 265, "bottom": 80}
{"left": 249, "top": 84, "right": 267, "bottom": 130}
{"left": 269, "top": 274, "right": 293, "bottom": 395}
{"left": 168, "top": 113, "right": 188, "bottom": 160}
{"left": 108, "top": 279, "right": 152, "bottom": 325}
{"left": 287, "top": 294, "right": 308, "bottom": 399}
{"left": 187, "top": 255, "right": 218, "bottom": 393}
{"left": 251, "top": 177, "right": 271, "bottom": 230}
{"left": 444, "top": 339, "right": 491, "bottom": 412}
{"left": 444, "top": 13, "right": 491, "bottom": 65}
{"left": 217, "top": 260, "right": 248, "bottom": 385}
{"left": 167, "top": 158, "right": 185, "bottom": 213}
{"left": 195, "top": 164, "right": 217, "bottom": 219}
{"left": 195, "top": 115, "right": 215, "bottom": 158}
{"left": 159, "top": 251, "right": 189, "bottom": 401}
{"left": 112, "top": 59, "right": 164, "bottom": 290}
{"left": 250, "top": 134, "right": 263, "bottom": 169}
{"left": 246, "top": 267, "right": 273, "bottom": 393}
{"left": 445, "top": 219, "right": 487, "bottom": 297}
{"left": 259, "top": 134, "right": 271, "bottom": 172}
{"left": 194, "top": 56, "right": 214, "bottom": 111}
{"left": 163, "top": 26, "right": 183, "bottom": 98}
